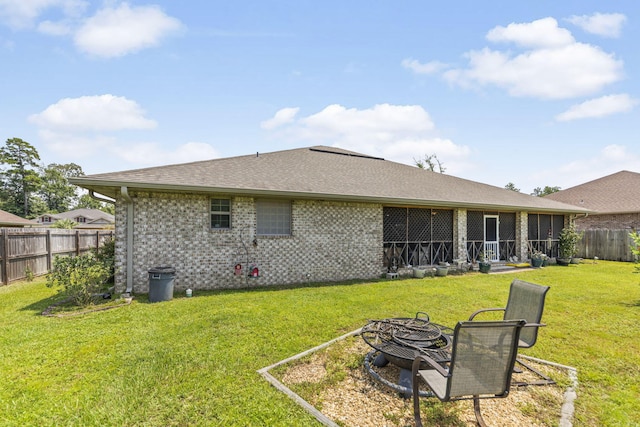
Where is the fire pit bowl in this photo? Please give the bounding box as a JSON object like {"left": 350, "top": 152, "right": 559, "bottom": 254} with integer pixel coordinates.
{"left": 360, "top": 312, "right": 453, "bottom": 370}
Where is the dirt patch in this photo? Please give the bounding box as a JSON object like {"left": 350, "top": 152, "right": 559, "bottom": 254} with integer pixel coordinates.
{"left": 273, "top": 337, "right": 570, "bottom": 427}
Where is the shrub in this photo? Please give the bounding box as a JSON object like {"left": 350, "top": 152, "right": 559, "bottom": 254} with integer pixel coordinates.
{"left": 558, "top": 223, "right": 583, "bottom": 259}
{"left": 630, "top": 231, "right": 640, "bottom": 273}
{"left": 46, "top": 252, "right": 111, "bottom": 307}
{"left": 95, "top": 237, "right": 115, "bottom": 284}
{"left": 51, "top": 219, "right": 76, "bottom": 229}
{"left": 24, "top": 266, "right": 34, "bottom": 282}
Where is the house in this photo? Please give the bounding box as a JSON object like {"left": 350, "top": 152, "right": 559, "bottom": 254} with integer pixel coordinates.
{"left": 544, "top": 170, "right": 640, "bottom": 231}
{"left": 0, "top": 210, "right": 38, "bottom": 227}
{"left": 36, "top": 208, "right": 115, "bottom": 229}
{"left": 70, "top": 146, "right": 589, "bottom": 294}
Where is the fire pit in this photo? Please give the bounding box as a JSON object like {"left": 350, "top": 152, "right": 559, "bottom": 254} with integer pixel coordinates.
{"left": 360, "top": 312, "right": 453, "bottom": 396}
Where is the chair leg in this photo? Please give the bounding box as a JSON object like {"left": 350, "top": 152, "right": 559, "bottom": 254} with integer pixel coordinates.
{"left": 473, "top": 396, "right": 488, "bottom": 427}
{"left": 413, "top": 373, "right": 424, "bottom": 427}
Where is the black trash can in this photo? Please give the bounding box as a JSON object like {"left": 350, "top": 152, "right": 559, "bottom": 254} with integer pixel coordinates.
{"left": 148, "top": 266, "right": 176, "bottom": 302}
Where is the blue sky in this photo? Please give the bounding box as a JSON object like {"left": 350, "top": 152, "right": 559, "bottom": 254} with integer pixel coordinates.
{"left": 1, "top": 1, "right": 638, "bottom": 194}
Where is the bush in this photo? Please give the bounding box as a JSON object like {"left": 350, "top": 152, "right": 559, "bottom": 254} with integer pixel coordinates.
{"left": 630, "top": 231, "right": 640, "bottom": 273}
{"left": 558, "top": 224, "right": 583, "bottom": 259}
{"left": 46, "top": 252, "right": 111, "bottom": 307}
{"left": 51, "top": 219, "right": 77, "bottom": 229}
{"left": 95, "top": 237, "right": 115, "bottom": 284}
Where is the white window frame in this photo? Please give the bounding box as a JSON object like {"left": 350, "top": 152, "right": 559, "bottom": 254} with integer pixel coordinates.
{"left": 210, "top": 198, "right": 231, "bottom": 229}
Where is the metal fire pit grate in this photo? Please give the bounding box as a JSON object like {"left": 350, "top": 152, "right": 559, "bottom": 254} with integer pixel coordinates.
{"left": 360, "top": 312, "right": 453, "bottom": 370}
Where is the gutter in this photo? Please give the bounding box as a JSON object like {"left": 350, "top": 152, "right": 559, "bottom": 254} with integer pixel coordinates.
{"left": 89, "top": 190, "right": 115, "bottom": 205}
{"left": 120, "top": 187, "right": 134, "bottom": 294}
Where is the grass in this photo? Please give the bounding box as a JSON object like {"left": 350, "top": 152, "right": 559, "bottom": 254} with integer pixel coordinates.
{"left": 0, "top": 260, "right": 639, "bottom": 426}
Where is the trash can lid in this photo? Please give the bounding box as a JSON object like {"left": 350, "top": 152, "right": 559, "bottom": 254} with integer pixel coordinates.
{"left": 149, "top": 266, "right": 176, "bottom": 274}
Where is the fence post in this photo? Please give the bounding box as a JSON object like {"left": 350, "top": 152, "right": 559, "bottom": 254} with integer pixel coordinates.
{"left": 46, "top": 229, "right": 52, "bottom": 272}
{"left": 75, "top": 230, "right": 80, "bottom": 256}
{"left": 1, "top": 229, "right": 8, "bottom": 285}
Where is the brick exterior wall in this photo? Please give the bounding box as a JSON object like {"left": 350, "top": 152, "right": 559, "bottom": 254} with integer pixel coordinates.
{"left": 114, "top": 191, "right": 383, "bottom": 293}
{"left": 575, "top": 213, "right": 640, "bottom": 231}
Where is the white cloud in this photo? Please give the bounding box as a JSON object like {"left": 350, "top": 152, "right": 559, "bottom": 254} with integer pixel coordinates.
{"left": 30, "top": 95, "right": 219, "bottom": 170}
{"left": 262, "top": 103, "right": 472, "bottom": 173}
{"left": 74, "top": 3, "right": 183, "bottom": 58}
{"left": 37, "top": 128, "right": 220, "bottom": 168}
{"left": 567, "top": 13, "right": 627, "bottom": 38}
{"left": 401, "top": 58, "right": 448, "bottom": 75}
{"left": 29, "top": 94, "right": 157, "bottom": 131}
{"left": 441, "top": 17, "right": 623, "bottom": 100}
{"left": 486, "top": 17, "right": 575, "bottom": 48}
{"left": 301, "top": 104, "right": 435, "bottom": 135}
{"left": 0, "top": 0, "right": 86, "bottom": 29}
{"left": 260, "top": 107, "right": 300, "bottom": 130}
{"left": 555, "top": 94, "right": 638, "bottom": 122}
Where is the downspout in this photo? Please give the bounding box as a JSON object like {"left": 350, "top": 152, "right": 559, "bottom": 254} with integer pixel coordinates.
{"left": 120, "top": 187, "right": 134, "bottom": 294}
{"left": 89, "top": 190, "right": 115, "bottom": 205}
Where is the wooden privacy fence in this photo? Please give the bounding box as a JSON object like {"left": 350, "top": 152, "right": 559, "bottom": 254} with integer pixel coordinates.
{"left": 576, "top": 229, "right": 636, "bottom": 262}
{"left": 0, "top": 228, "right": 114, "bottom": 285}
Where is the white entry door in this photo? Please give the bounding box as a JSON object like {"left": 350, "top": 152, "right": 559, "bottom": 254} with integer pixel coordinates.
{"left": 484, "top": 215, "right": 500, "bottom": 262}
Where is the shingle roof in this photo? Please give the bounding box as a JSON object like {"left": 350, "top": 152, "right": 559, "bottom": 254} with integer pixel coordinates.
{"left": 38, "top": 209, "right": 114, "bottom": 223}
{"left": 0, "top": 210, "right": 38, "bottom": 227}
{"left": 71, "top": 146, "right": 589, "bottom": 213}
{"left": 544, "top": 170, "right": 640, "bottom": 214}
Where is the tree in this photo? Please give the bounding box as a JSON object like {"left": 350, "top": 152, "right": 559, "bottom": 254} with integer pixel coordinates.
{"left": 75, "top": 193, "right": 115, "bottom": 215}
{"left": 39, "top": 163, "right": 84, "bottom": 213}
{"left": 0, "top": 138, "right": 42, "bottom": 217}
{"left": 504, "top": 182, "right": 520, "bottom": 192}
{"left": 531, "top": 186, "right": 561, "bottom": 197}
{"left": 414, "top": 154, "right": 446, "bottom": 173}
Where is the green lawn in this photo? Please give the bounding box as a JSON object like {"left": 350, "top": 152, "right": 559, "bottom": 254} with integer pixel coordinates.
{"left": 1, "top": 261, "right": 639, "bottom": 426}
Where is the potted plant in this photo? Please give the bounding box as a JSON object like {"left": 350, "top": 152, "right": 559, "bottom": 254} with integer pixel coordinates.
{"left": 557, "top": 224, "right": 583, "bottom": 266}
{"left": 530, "top": 250, "right": 546, "bottom": 268}
{"left": 413, "top": 267, "right": 427, "bottom": 278}
{"left": 477, "top": 251, "right": 492, "bottom": 273}
{"left": 435, "top": 264, "right": 449, "bottom": 277}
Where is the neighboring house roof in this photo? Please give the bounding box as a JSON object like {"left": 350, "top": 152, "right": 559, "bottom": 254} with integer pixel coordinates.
{"left": 0, "top": 210, "right": 38, "bottom": 227}
{"left": 70, "top": 146, "right": 589, "bottom": 214}
{"left": 36, "top": 209, "right": 115, "bottom": 224}
{"left": 545, "top": 170, "right": 640, "bottom": 215}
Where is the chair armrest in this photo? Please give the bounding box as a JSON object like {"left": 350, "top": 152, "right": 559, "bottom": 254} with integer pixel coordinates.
{"left": 523, "top": 322, "right": 546, "bottom": 328}
{"left": 412, "top": 354, "right": 449, "bottom": 378}
{"left": 468, "top": 307, "right": 505, "bottom": 320}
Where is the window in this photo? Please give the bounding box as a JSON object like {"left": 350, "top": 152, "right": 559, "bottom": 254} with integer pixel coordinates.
{"left": 257, "top": 199, "right": 291, "bottom": 236}
{"left": 75, "top": 216, "right": 86, "bottom": 223}
{"left": 211, "top": 198, "right": 230, "bottom": 229}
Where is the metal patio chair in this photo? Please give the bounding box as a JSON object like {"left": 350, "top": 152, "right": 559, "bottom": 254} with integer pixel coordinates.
{"left": 412, "top": 320, "right": 526, "bottom": 427}
{"left": 469, "top": 279, "right": 552, "bottom": 384}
